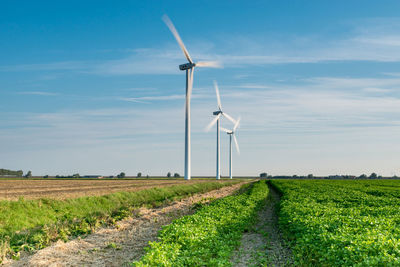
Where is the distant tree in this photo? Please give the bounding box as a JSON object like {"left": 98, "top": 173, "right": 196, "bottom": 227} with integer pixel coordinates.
{"left": 292, "top": 175, "right": 298, "bottom": 178}
{"left": 146, "top": 175, "right": 149, "bottom": 178}
{"left": 259, "top": 173, "right": 267, "bottom": 178}
{"left": 72, "top": 173, "right": 80, "bottom": 178}
{"left": 307, "top": 174, "right": 314, "bottom": 179}
{"left": 393, "top": 175, "right": 398, "bottom": 179}
{"left": 359, "top": 174, "right": 367, "bottom": 179}
{"left": 369, "top": 173, "right": 378, "bottom": 179}
{"left": 43, "top": 175, "right": 49, "bottom": 178}
{"left": 137, "top": 172, "right": 142, "bottom": 178}
{"left": 117, "top": 172, "right": 126, "bottom": 178}
{"left": 174, "top": 173, "right": 180, "bottom": 178}
{"left": 167, "top": 172, "right": 171, "bottom": 178}
{"left": 25, "top": 171, "right": 32, "bottom": 178}
{"left": 0, "top": 168, "right": 23, "bottom": 177}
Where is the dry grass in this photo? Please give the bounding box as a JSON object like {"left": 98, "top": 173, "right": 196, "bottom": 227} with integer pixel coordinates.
{"left": 0, "top": 179, "right": 228, "bottom": 200}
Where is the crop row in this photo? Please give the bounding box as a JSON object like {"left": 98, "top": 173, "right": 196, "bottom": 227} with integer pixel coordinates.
{"left": 0, "top": 181, "right": 239, "bottom": 262}
{"left": 134, "top": 180, "right": 269, "bottom": 266}
{"left": 270, "top": 180, "right": 400, "bottom": 266}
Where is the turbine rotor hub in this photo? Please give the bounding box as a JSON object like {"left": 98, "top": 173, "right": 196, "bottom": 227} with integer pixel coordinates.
{"left": 179, "top": 62, "right": 196, "bottom": 70}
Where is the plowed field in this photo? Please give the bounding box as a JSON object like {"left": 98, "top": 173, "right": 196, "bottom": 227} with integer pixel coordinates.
{"left": 0, "top": 179, "right": 224, "bottom": 200}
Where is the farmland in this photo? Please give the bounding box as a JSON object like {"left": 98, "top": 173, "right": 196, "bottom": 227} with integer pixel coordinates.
{"left": 271, "top": 179, "right": 400, "bottom": 266}
{"left": 0, "top": 178, "right": 235, "bottom": 200}
{"left": 0, "top": 179, "right": 242, "bottom": 263}
{"left": 3, "top": 178, "right": 400, "bottom": 266}
{"left": 134, "top": 180, "right": 269, "bottom": 266}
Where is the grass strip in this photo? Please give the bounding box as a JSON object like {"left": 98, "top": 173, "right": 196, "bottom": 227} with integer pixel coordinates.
{"left": 134, "top": 180, "right": 269, "bottom": 266}
{"left": 0, "top": 180, "right": 239, "bottom": 262}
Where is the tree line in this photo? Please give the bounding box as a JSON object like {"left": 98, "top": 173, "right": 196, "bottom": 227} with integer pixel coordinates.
{"left": 0, "top": 168, "right": 23, "bottom": 176}
{"left": 259, "top": 172, "right": 395, "bottom": 179}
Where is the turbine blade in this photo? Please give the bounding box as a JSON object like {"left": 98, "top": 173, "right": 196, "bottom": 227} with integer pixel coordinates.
{"left": 223, "top": 112, "right": 236, "bottom": 124}
{"left": 162, "top": 15, "right": 193, "bottom": 64}
{"left": 220, "top": 127, "right": 230, "bottom": 133}
{"left": 196, "top": 61, "right": 222, "bottom": 68}
{"left": 233, "top": 117, "right": 241, "bottom": 131}
{"left": 214, "top": 80, "right": 222, "bottom": 110}
{"left": 205, "top": 113, "right": 221, "bottom": 132}
{"left": 233, "top": 135, "right": 240, "bottom": 155}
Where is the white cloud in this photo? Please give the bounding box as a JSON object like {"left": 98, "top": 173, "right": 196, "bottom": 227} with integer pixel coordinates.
{"left": 2, "top": 18, "right": 400, "bottom": 77}
{"left": 3, "top": 74, "right": 400, "bottom": 176}
{"left": 17, "top": 91, "right": 58, "bottom": 96}
{"left": 119, "top": 94, "right": 185, "bottom": 103}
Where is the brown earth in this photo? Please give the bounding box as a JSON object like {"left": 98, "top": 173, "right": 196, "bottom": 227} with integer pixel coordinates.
{"left": 0, "top": 179, "right": 236, "bottom": 200}
{"left": 231, "top": 184, "right": 293, "bottom": 266}
{"left": 2, "top": 181, "right": 249, "bottom": 267}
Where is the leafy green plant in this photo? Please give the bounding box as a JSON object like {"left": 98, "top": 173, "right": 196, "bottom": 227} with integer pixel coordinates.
{"left": 134, "top": 181, "right": 269, "bottom": 266}
{"left": 270, "top": 179, "right": 400, "bottom": 266}
{"left": 0, "top": 180, "right": 240, "bottom": 262}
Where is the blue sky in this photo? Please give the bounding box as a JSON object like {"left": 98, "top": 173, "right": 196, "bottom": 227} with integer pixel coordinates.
{"left": 1, "top": 1, "right": 400, "bottom": 176}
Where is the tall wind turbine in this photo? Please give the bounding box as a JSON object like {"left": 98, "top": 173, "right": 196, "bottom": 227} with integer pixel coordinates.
{"left": 162, "top": 15, "right": 220, "bottom": 180}
{"left": 206, "top": 81, "right": 237, "bottom": 179}
{"left": 221, "top": 118, "right": 240, "bottom": 179}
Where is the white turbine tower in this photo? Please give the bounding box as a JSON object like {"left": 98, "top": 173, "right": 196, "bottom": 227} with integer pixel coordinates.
{"left": 206, "top": 81, "right": 237, "bottom": 180}
{"left": 162, "top": 15, "right": 220, "bottom": 180}
{"left": 221, "top": 117, "right": 240, "bottom": 179}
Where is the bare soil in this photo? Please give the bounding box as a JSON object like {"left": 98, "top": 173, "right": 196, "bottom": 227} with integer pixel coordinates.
{"left": 231, "top": 184, "right": 293, "bottom": 266}
{"left": 0, "top": 179, "right": 232, "bottom": 200}
{"left": 3, "top": 182, "right": 248, "bottom": 267}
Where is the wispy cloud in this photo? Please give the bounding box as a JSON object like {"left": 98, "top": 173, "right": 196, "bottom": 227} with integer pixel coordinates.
{"left": 3, "top": 74, "right": 400, "bottom": 176}
{"left": 0, "top": 61, "right": 88, "bottom": 72}
{"left": 17, "top": 91, "right": 58, "bottom": 96}
{"left": 1, "top": 18, "right": 400, "bottom": 76}
{"left": 119, "top": 94, "right": 184, "bottom": 103}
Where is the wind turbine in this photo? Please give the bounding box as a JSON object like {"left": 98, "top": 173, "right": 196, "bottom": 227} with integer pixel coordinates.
{"left": 220, "top": 118, "right": 240, "bottom": 179}
{"left": 162, "top": 15, "right": 220, "bottom": 180}
{"left": 206, "top": 81, "right": 237, "bottom": 179}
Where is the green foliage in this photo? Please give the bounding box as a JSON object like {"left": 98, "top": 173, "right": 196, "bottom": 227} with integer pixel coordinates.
{"left": 369, "top": 172, "right": 378, "bottom": 179}
{"left": 270, "top": 179, "right": 400, "bottom": 266}
{"left": 0, "top": 181, "right": 239, "bottom": 262}
{"left": 0, "top": 169, "right": 23, "bottom": 177}
{"left": 117, "top": 172, "right": 126, "bottom": 178}
{"left": 134, "top": 181, "right": 269, "bottom": 266}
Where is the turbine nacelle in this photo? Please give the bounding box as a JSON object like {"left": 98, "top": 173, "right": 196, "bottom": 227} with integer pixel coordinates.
{"left": 213, "top": 110, "right": 222, "bottom": 116}
{"left": 179, "top": 62, "right": 196, "bottom": 71}
{"left": 162, "top": 14, "right": 221, "bottom": 181}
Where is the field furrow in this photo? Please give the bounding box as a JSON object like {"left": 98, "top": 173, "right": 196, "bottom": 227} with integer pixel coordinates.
{"left": 3, "top": 182, "right": 247, "bottom": 267}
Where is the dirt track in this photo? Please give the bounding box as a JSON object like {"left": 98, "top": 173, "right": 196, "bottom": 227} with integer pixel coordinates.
{"left": 3, "top": 182, "right": 248, "bottom": 267}
{"left": 231, "top": 184, "right": 293, "bottom": 266}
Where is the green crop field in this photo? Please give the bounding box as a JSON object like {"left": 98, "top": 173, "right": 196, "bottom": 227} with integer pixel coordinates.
{"left": 4, "top": 178, "right": 400, "bottom": 266}
{"left": 0, "top": 180, "right": 239, "bottom": 262}
{"left": 134, "top": 180, "right": 269, "bottom": 266}
{"left": 270, "top": 179, "right": 400, "bottom": 266}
